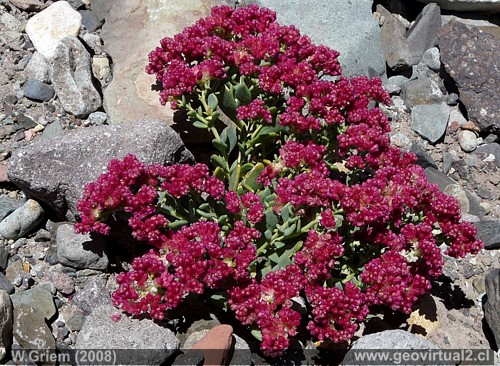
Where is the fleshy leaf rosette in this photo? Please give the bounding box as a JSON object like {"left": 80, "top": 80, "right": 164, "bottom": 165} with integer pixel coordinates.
{"left": 76, "top": 4, "right": 483, "bottom": 357}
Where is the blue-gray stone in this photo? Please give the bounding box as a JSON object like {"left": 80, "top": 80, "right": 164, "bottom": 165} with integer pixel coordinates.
{"left": 0, "top": 196, "right": 24, "bottom": 222}
{"left": 0, "top": 199, "right": 45, "bottom": 240}
{"left": 484, "top": 269, "right": 500, "bottom": 348}
{"left": 41, "top": 119, "right": 64, "bottom": 139}
{"left": 79, "top": 10, "right": 104, "bottom": 32}
{"left": 406, "top": 3, "right": 442, "bottom": 65}
{"left": 24, "top": 79, "right": 55, "bottom": 102}
{"left": 56, "top": 223, "right": 109, "bottom": 271}
{"left": 242, "top": 0, "right": 386, "bottom": 78}
{"left": 13, "top": 304, "right": 55, "bottom": 350}
{"left": 411, "top": 143, "right": 438, "bottom": 169}
{"left": 0, "top": 244, "right": 8, "bottom": 271}
{"left": 473, "top": 221, "right": 500, "bottom": 250}
{"left": 10, "top": 283, "right": 56, "bottom": 320}
{"left": 411, "top": 103, "right": 450, "bottom": 144}
{"left": 0, "top": 273, "right": 14, "bottom": 295}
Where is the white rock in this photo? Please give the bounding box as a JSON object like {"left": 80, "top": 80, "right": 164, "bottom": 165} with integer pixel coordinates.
{"left": 459, "top": 130, "right": 478, "bottom": 152}
{"left": 25, "top": 1, "right": 82, "bottom": 60}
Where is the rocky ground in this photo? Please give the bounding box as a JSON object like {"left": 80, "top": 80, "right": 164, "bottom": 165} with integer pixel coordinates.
{"left": 0, "top": 0, "right": 499, "bottom": 365}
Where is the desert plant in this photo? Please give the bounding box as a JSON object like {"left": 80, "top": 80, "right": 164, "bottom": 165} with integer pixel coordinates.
{"left": 75, "top": 4, "right": 482, "bottom": 357}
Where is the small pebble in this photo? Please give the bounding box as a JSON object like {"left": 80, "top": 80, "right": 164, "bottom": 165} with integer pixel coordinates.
{"left": 458, "top": 130, "right": 478, "bottom": 152}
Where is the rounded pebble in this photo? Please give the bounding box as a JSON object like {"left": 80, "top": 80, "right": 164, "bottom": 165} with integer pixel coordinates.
{"left": 458, "top": 130, "right": 478, "bottom": 152}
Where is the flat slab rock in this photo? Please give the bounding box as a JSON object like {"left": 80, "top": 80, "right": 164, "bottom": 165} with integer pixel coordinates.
{"left": 7, "top": 120, "right": 193, "bottom": 220}
{"left": 100, "top": 0, "right": 226, "bottom": 126}
{"left": 76, "top": 305, "right": 179, "bottom": 365}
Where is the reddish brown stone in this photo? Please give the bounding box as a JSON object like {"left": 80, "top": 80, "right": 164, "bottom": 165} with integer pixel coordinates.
{"left": 190, "top": 324, "right": 234, "bottom": 366}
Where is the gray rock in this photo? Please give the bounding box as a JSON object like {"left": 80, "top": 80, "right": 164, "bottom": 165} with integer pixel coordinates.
{"left": 87, "top": 111, "right": 107, "bottom": 126}
{"left": 79, "top": 10, "right": 104, "bottom": 32}
{"left": 407, "top": 3, "right": 442, "bottom": 65}
{"left": 438, "top": 20, "right": 500, "bottom": 132}
{"left": 0, "top": 196, "right": 24, "bottom": 222}
{"left": 343, "top": 330, "right": 439, "bottom": 365}
{"left": 0, "top": 273, "right": 14, "bottom": 295}
{"left": 247, "top": 0, "right": 386, "bottom": 78}
{"left": 173, "top": 350, "right": 204, "bottom": 366}
{"left": 0, "top": 199, "right": 45, "bottom": 240}
{"left": 1, "top": 13, "right": 23, "bottom": 32}
{"left": 444, "top": 184, "right": 469, "bottom": 214}
{"left": 10, "top": 283, "right": 56, "bottom": 320}
{"left": 15, "top": 112, "right": 38, "bottom": 130}
{"left": 56, "top": 223, "right": 109, "bottom": 271}
{"left": 473, "top": 221, "right": 500, "bottom": 249}
{"left": 76, "top": 305, "right": 179, "bottom": 365}
{"left": 424, "top": 167, "right": 456, "bottom": 191}
{"left": 442, "top": 151, "right": 454, "bottom": 174}
{"left": 230, "top": 334, "right": 252, "bottom": 366}
{"left": 71, "top": 277, "right": 112, "bottom": 315}
{"left": 25, "top": 1, "right": 82, "bottom": 60}
{"left": 421, "top": 47, "right": 441, "bottom": 72}
{"left": 51, "top": 36, "right": 102, "bottom": 118}
{"left": 65, "top": 308, "right": 85, "bottom": 331}
{"left": 387, "top": 75, "right": 409, "bottom": 88}
{"left": 24, "top": 52, "right": 51, "bottom": 84}
{"left": 391, "top": 133, "right": 412, "bottom": 152}
{"left": 465, "top": 190, "right": 486, "bottom": 219}
{"left": 377, "top": 5, "right": 412, "bottom": 72}
{"left": 0, "top": 290, "right": 13, "bottom": 362}
{"left": 458, "top": 130, "right": 478, "bottom": 152}
{"left": 13, "top": 304, "right": 55, "bottom": 350}
{"left": 24, "top": 79, "right": 55, "bottom": 102}
{"left": 401, "top": 78, "right": 446, "bottom": 109}
{"left": 474, "top": 143, "right": 500, "bottom": 168}
{"left": 41, "top": 119, "right": 64, "bottom": 139}
{"left": 8, "top": 120, "right": 193, "bottom": 220}
{"left": 411, "top": 103, "right": 450, "bottom": 144}
{"left": 0, "top": 244, "right": 8, "bottom": 271}
{"left": 411, "top": 143, "right": 438, "bottom": 169}
{"left": 8, "top": 0, "right": 48, "bottom": 12}
{"left": 484, "top": 269, "right": 500, "bottom": 349}
{"left": 448, "top": 106, "right": 468, "bottom": 127}
{"left": 417, "top": 0, "right": 500, "bottom": 12}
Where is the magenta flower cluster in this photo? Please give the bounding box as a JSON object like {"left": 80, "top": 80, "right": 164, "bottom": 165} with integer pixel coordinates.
{"left": 76, "top": 4, "right": 483, "bottom": 358}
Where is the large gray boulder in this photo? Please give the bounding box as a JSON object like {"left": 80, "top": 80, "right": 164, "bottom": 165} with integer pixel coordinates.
{"left": 342, "top": 330, "right": 439, "bottom": 365}
{"left": 244, "top": 0, "right": 386, "bottom": 78}
{"left": 76, "top": 305, "right": 179, "bottom": 365}
{"left": 7, "top": 120, "right": 193, "bottom": 220}
{"left": 100, "top": 0, "right": 226, "bottom": 126}
{"left": 484, "top": 269, "right": 500, "bottom": 348}
{"left": 438, "top": 20, "right": 500, "bottom": 133}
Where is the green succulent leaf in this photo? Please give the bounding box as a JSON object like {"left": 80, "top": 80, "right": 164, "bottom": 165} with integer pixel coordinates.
{"left": 212, "top": 138, "right": 228, "bottom": 155}
{"left": 207, "top": 93, "right": 218, "bottom": 111}
{"left": 241, "top": 162, "right": 264, "bottom": 192}
{"left": 234, "top": 77, "right": 252, "bottom": 105}
{"left": 221, "top": 84, "right": 238, "bottom": 120}
{"left": 193, "top": 121, "right": 208, "bottom": 129}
